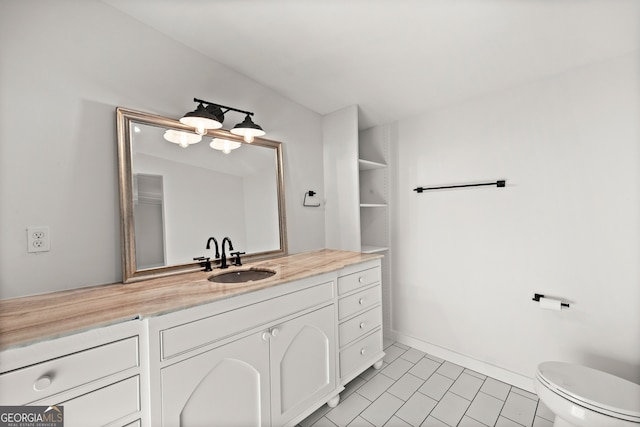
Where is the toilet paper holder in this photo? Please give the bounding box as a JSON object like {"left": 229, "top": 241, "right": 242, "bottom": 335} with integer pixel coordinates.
{"left": 532, "top": 293, "right": 570, "bottom": 308}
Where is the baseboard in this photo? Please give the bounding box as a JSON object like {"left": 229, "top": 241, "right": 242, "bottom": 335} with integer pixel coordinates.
{"left": 386, "top": 330, "right": 536, "bottom": 393}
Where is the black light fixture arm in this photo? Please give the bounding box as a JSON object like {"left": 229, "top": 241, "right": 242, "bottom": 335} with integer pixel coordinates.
{"left": 193, "top": 98, "right": 254, "bottom": 117}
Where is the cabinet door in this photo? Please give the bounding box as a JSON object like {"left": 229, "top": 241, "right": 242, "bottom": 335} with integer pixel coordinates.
{"left": 161, "top": 332, "right": 270, "bottom": 427}
{"left": 270, "top": 305, "right": 336, "bottom": 426}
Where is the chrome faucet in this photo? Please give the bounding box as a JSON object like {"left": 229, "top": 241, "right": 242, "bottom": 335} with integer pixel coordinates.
{"left": 220, "top": 237, "right": 234, "bottom": 269}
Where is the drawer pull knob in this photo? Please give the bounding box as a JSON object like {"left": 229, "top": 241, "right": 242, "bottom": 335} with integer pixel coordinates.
{"left": 262, "top": 332, "right": 270, "bottom": 341}
{"left": 33, "top": 375, "right": 52, "bottom": 391}
{"left": 359, "top": 322, "right": 366, "bottom": 329}
{"left": 271, "top": 328, "right": 279, "bottom": 337}
{"left": 358, "top": 277, "right": 364, "bottom": 283}
{"left": 360, "top": 348, "right": 366, "bottom": 355}
{"left": 359, "top": 298, "right": 365, "bottom": 305}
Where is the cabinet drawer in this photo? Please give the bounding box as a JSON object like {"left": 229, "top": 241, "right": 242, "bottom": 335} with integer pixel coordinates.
{"left": 56, "top": 376, "right": 140, "bottom": 427}
{"left": 0, "top": 337, "right": 138, "bottom": 405}
{"left": 338, "top": 285, "right": 380, "bottom": 320}
{"left": 338, "top": 267, "right": 380, "bottom": 295}
{"left": 339, "top": 306, "right": 382, "bottom": 347}
{"left": 161, "top": 281, "right": 334, "bottom": 359}
{"left": 340, "top": 330, "right": 383, "bottom": 378}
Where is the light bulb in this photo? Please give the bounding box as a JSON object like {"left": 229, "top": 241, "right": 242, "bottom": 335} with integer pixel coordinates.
{"left": 164, "top": 129, "right": 202, "bottom": 147}
{"left": 210, "top": 138, "right": 241, "bottom": 153}
{"left": 178, "top": 133, "right": 189, "bottom": 148}
{"left": 223, "top": 140, "right": 232, "bottom": 154}
{"left": 244, "top": 134, "right": 254, "bottom": 143}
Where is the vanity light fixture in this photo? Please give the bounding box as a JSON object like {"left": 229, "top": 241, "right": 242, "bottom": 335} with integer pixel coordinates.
{"left": 210, "top": 138, "right": 242, "bottom": 154}
{"left": 163, "top": 129, "right": 202, "bottom": 148}
{"left": 180, "top": 97, "right": 266, "bottom": 142}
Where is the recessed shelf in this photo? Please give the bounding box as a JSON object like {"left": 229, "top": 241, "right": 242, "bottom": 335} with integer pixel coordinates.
{"left": 361, "top": 245, "right": 389, "bottom": 254}
{"left": 358, "top": 159, "right": 387, "bottom": 171}
{"left": 360, "top": 203, "right": 387, "bottom": 208}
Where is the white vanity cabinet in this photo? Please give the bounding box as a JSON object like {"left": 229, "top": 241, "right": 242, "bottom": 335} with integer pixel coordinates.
{"left": 336, "top": 259, "right": 385, "bottom": 384}
{"left": 149, "top": 273, "right": 338, "bottom": 427}
{"left": 0, "top": 319, "right": 147, "bottom": 427}
{"left": 0, "top": 253, "right": 383, "bottom": 427}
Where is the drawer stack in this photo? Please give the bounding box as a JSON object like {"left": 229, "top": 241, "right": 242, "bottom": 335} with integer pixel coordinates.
{"left": 0, "top": 320, "right": 144, "bottom": 427}
{"left": 336, "top": 260, "right": 385, "bottom": 384}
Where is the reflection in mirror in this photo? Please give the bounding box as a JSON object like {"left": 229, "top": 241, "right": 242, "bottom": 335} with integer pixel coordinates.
{"left": 117, "top": 108, "right": 287, "bottom": 283}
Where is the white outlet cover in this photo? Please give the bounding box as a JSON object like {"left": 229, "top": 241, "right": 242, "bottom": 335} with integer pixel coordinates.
{"left": 27, "top": 226, "right": 50, "bottom": 253}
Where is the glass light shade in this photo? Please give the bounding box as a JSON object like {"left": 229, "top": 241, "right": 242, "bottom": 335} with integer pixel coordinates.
{"left": 230, "top": 115, "right": 265, "bottom": 143}
{"left": 210, "top": 138, "right": 242, "bottom": 154}
{"left": 164, "top": 129, "right": 202, "bottom": 148}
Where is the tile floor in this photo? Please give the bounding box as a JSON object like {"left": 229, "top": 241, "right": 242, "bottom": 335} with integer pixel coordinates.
{"left": 298, "top": 340, "right": 555, "bottom": 427}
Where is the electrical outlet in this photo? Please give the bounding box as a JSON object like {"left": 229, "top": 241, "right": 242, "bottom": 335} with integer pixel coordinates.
{"left": 27, "top": 226, "right": 50, "bottom": 253}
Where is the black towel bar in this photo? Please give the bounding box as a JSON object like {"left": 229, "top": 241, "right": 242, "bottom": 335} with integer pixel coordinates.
{"left": 413, "top": 180, "right": 506, "bottom": 193}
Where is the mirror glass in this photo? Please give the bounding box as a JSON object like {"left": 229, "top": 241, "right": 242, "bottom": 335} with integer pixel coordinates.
{"left": 117, "top": 108, "right": 287, "bottom": 282}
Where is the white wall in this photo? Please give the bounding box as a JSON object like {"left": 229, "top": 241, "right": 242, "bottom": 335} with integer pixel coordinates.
{"left": 323, "top": 105, "right": 361, "bottom": 252}
{"left": 0, "top": 0, "right": 325, "bottom": 299}
{"left": 391, "top": 52, "right": 640, "bottom": 384}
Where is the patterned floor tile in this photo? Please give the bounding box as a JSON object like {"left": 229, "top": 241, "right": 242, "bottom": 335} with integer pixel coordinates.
{"left": 302, "top": 342, "right": 546, "bottom": 427}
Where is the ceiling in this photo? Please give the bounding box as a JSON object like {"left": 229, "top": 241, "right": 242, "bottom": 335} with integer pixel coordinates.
{"left": 102, "top": 0, "right": 639, "bottom": 129}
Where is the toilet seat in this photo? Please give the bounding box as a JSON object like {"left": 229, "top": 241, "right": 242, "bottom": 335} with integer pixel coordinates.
{"left": 536, "top": 361, "right": 640, "bottom": 423}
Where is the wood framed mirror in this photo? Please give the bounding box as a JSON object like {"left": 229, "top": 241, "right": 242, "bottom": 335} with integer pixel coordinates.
{"left": 116, "top": 107, "right": 287, "bottom": 283}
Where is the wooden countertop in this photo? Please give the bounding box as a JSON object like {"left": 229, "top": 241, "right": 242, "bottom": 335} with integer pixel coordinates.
{"left": 0, "top": 249, "right": 381, "bottom": 350}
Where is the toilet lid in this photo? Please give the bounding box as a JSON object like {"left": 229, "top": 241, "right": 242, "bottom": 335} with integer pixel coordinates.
{"left": 537, "top": 361, "right": 640, "bottom": 421}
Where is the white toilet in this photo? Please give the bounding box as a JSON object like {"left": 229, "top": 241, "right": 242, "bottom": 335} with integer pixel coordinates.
{"left": 535, "top": 361, "right": 640, "bottom": 427}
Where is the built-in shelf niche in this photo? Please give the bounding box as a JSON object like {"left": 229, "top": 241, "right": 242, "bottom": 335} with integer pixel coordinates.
{"left": 359, "top": 161, "right": 388, "bottom": 206}
{"left": 358, "top": 125, "right": 390, "bottom": 257}
{"left": 359, "top": 202, "right": 388, "bottom": 251}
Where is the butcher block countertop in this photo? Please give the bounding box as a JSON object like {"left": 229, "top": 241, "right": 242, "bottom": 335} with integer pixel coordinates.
{"left": 0, "top": 249, "right": 381, "bottom": 350}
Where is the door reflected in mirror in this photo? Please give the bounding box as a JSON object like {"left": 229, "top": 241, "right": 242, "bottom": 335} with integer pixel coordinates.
{"left": 117, "top": 108, "right": 287, "bottom": 283}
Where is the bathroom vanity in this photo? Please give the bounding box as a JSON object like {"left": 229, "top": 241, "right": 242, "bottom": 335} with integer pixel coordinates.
{"left": 0, "top": 250, "right": 384, "bottom": 427}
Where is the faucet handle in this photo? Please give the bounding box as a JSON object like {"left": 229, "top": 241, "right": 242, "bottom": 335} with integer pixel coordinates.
{"left": 230, "top": 251, "right": 245, "bottom": 266}
{"left": 193, "top": 256, "right": 212, "bottom": 272}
